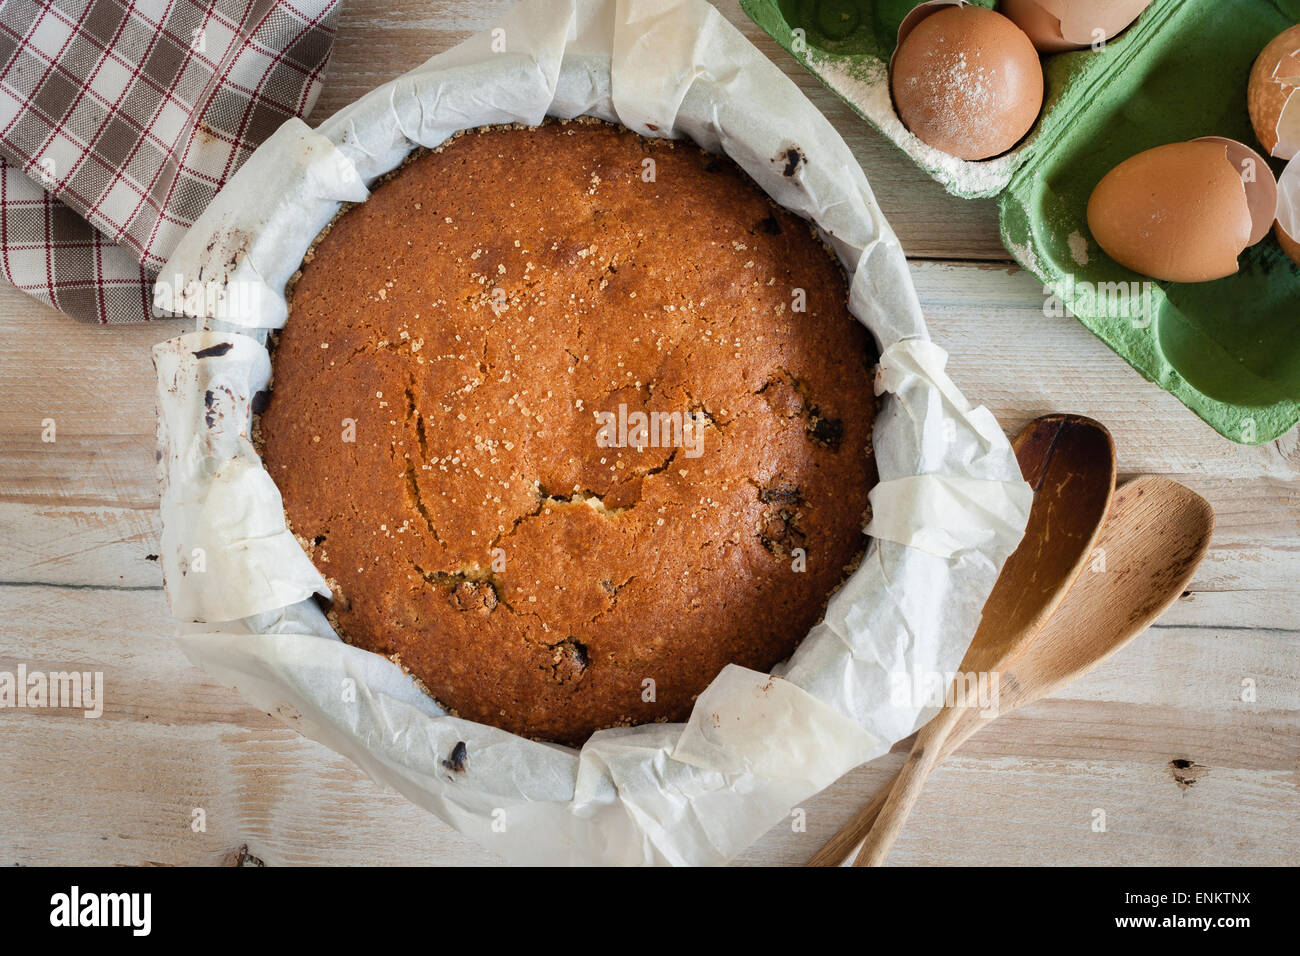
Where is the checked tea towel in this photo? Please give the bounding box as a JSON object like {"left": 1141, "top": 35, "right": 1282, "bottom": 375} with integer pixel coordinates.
{"left": 0, "top": 0, "right": 341, "bottom": 323}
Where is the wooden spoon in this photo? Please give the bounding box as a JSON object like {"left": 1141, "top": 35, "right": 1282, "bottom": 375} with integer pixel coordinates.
{"left": 807, "top": 475, "right": 1215, "bottom": 866}
{"left": 852, "top": 414, "right": 1116, "bottom": 867}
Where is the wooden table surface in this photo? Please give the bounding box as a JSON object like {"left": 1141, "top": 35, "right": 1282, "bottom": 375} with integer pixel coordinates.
{"left": 2, "top": 0, "right": 1297, "bottom": 867}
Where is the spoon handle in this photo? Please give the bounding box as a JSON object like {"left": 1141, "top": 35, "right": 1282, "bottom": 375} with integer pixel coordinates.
{"left": 807, "top": 703, "right": 992, "bottom": 866}
{"left": 805, "top": 766, "right": 900, "bottom": 866}
{"left": 852, "top": 701, "right": 963, "bottom": 866}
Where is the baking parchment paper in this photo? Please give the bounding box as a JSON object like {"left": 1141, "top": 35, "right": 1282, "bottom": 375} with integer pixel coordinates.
{"left": 152, "top": 0, "right": 1032, "bottom": 866}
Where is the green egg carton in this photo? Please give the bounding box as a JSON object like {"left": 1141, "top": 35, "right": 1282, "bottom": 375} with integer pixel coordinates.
{"left": 741, "top": 0, "right": 1300, "bottom": 444}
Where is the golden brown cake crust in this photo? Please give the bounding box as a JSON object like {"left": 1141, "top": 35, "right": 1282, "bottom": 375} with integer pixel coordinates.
{"left": 260, "top": 120, "right": 878, "bottom": 746}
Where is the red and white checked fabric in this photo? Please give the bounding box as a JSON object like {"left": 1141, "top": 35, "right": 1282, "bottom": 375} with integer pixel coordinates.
{"left": 0, "top": 0, "right": 341, "bottom": 323}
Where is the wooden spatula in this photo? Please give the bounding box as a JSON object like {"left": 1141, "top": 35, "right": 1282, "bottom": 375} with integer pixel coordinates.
{"left": 853, "top": 414, "right": 1116, "bottom": 866}
{"left": 807, "top": 475, "right": 1214, "bottom": 866}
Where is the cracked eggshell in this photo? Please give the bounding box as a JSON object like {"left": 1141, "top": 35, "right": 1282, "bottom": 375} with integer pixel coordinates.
{"left": 1086, "top": 140, "right": 1257, "bottom": 283}
{"left": 1001, "top": 0, "right": 1151, "bottom": 54}
{"left": 1193, "top": 136, "right": 1278, "bottom": 247}
{"left": 890, "top": 2, "right": 1044, "bottom": 161}
{"left": 1248, "top": 24, "right": 1300, "bottom": 160}
{"left": 892, "top": 0, "right": 969, "bottom": 68}
{"left": 1277, "top": 155, "right": 1300, "bottom": 269}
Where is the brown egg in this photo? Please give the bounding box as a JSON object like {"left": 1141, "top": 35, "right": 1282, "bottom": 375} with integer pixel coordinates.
{"left": 1001, "top": 0, "right": 1151, "bottom": 54}
{"left": 1086, "top": 139, "right": 1278, "bottom": 283}
{"left": 1247, "top": 24, "right": 1300, "bottom": 160}
{"left": 890, "top": 3, "right": 1044, "bottom": 161}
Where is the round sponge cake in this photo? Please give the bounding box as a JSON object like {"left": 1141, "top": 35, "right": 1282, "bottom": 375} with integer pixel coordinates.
{"left": 260, "top": 120, "right": 878, "bottom": 746}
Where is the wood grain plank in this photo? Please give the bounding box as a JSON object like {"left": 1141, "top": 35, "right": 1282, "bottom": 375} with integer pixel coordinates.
{"left": 1, "top": 586, "right": 1295, "bottom": 865}
{"left": 5, "top": 271, "right": 1295, "bottom": 627}
{"left": 745, "top": 750, "right": 1298, "bottom": 866}
{"left": 308, "top": 0, "right": 1008, "bottom": 260}
{"left": 0, "top": 585, "right": 498, "bottom": 866}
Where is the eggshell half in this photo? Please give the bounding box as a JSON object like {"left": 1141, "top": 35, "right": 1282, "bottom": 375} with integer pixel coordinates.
{"left": 1193, "top": 136, "right": 1278, "bottom": 246}
{"left": 1086, "top": 140, "right": 1254, "bottom": 283}
{"left": 895, "top": 0, "right": 967, "bottom": 50}
{"left": 1277, "top": 155, "right": 1300, "bottom": 269}
{"left": 890, "top": 4, "right": 1044, "bottom": 161}
{"left": 1002, "top": 0, "right": 1151, "bottom": 54}
{"left": 1247, "top": 25, "right": 1300, "bottom": 160}
{"left": 890, "top": 0, "right": 969, "bottom": 75}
